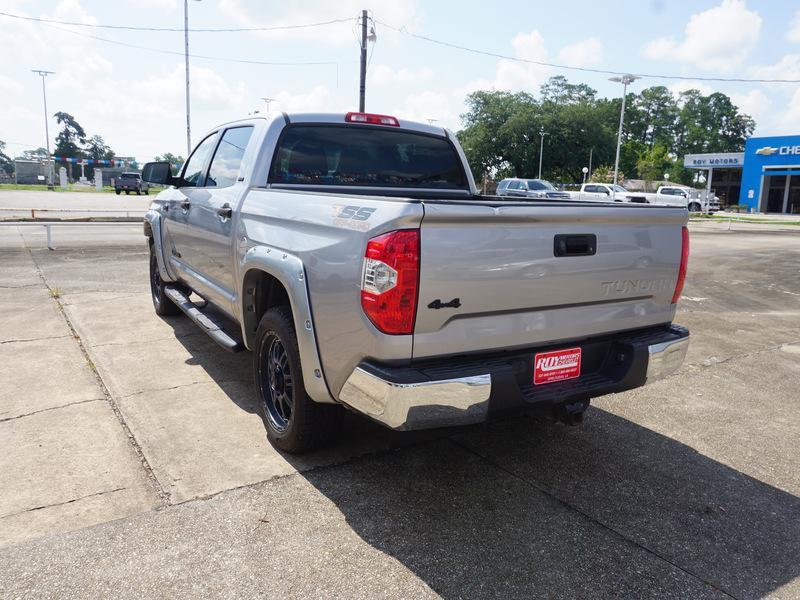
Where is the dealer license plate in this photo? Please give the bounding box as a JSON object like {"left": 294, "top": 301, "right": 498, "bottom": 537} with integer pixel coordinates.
{"left": 533, "top": 347, "right": 582, "bottom": 385}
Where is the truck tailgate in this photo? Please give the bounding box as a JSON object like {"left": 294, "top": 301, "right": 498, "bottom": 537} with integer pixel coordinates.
{"left": 413, "top": 201, "right": 687, "bottom": 359}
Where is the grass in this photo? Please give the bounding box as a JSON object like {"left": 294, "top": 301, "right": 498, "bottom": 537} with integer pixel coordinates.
{"left": 48, "top": 287, "right": 61, "bottom": 299}
{"left": 692, "top": 213, "right": 800, "bottom": 226}
{"left": 0, "top": 184, "right": 165, "bottom": 194}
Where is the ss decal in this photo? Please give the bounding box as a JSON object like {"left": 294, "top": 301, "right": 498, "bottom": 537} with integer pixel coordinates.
{"left": 338, "top": 206, "right": 376, "bottom": 221}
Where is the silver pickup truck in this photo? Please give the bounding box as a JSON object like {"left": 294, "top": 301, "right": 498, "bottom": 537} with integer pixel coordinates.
{"left": 142, "top": 111, "right": 690, "bottom": 453}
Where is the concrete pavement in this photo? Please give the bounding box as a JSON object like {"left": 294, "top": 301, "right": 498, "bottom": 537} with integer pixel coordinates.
{"left": 0, "top": 220, "right": 798, "bottom": 598}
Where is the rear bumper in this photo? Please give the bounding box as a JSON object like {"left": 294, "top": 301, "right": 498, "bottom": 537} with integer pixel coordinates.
{"left": 338, "top": 324, "right": 689, "bottom": 431}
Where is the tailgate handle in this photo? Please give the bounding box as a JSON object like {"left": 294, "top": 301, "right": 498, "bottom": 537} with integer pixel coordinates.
{"left": 554, "top": 234, "right": 596, "bottom": 257}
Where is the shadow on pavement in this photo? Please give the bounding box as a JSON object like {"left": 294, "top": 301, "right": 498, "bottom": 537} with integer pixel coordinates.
{"left": 289, "top": 409, "right": 800, "bottom": 598}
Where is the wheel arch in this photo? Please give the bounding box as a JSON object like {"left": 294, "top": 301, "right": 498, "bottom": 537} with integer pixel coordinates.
{"left": 239, "top": 249, "right": 335, "bottom": 404}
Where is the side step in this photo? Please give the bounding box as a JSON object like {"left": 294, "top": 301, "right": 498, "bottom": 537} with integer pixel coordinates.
{"left": 164, "top": 286, "right": 244, "bottom": 352}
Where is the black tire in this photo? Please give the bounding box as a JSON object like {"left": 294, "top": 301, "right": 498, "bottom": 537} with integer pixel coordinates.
{"left": 115, "top": 189, "right": 121, "bottom": 195}
{"left": 688, "top": 202, "right": 701, "bottom": 212}
{"left": 136, "top": 188, "right": 141, "bottom": 195}
{"left": 254, "top": 306, "right": 343, "bottom": 453}
{"left": 149, "top": 242, "right": 181, "bottom": 316}
{"left": 144, "top": 188, "right": 149, "bottom": 195}
{"left": 125, "top": 190, "right": 130, "bottom": 195}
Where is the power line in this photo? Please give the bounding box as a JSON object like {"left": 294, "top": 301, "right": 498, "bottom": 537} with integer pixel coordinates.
{"left": 0, "top": 11, "right": 352, "bottom": 33}
{"left": 38, "top": 21, "right": 340, "bottom": 67}
{"left": 375, "top": 19, "right": 800, "bottom": 84}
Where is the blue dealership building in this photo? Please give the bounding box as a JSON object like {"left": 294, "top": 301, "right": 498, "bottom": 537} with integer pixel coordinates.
{"left": 683, "top": 134, "right": 800, "bottom": 213}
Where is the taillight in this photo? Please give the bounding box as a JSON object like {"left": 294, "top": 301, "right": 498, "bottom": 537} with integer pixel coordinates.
{"left": 360, "top": 230, "right": 419, "bottom": 334}
{"left": 345, "top": 112, "right": 400, "bottom": 126}
{"left": 671, "top": 226, "right": 690, "bottom": 304}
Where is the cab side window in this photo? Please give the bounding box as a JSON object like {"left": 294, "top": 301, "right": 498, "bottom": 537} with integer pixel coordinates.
{"left": 181, "top": 133, "right": 218, "bottom": 187}
{"left": 206, "top": 126, "right": 254, "bottom": 188}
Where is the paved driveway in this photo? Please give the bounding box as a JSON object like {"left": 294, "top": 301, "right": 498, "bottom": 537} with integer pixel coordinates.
{"left": 0, "top": 221, "right": 798, "bottom": 598}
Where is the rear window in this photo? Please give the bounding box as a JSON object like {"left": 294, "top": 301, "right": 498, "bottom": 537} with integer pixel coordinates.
{"left": 268, "top": 125, "right": 466, "bottom": 189}
{"left": 121, "top": 173, "right": 139, "bottom": 180}
{"left": 526, "top": 179, "right": 554, "bottom": 190}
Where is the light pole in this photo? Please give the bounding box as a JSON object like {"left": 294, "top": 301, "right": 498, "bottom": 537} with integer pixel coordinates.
{"left": 184, "top": 0, "right": 201, "bottom": 155}
{"left": 538, "top": 127, "right": 548, "bottom": 179}
{"left": 609, "top": 74, "right": 640, "bottom": 201}
{"left": 261, "top": 97, "right": 276, "bottom": 112}
{"left": 582, "top": 166, "right": 589, "bottom": 184}
{"left": 358, "top": 11, "right": 377, "bottom": 111}
{"left": 31, "top": 69, "right": 55, "bottom": 187}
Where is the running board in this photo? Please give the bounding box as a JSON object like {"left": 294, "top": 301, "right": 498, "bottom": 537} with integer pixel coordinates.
{"left": 164, "top": 286, "right": 244, "bottom": 352}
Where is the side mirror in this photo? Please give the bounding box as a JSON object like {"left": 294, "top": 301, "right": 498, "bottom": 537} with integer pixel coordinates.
{"left": 603, "top": 189, "right": 610, "bottom": 195}
{"left": 142, "top": 162, "right": 176, "bottom": 186}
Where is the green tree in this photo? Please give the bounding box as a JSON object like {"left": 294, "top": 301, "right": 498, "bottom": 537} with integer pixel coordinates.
{"left": 153, "top": 152, "right": 185, "bottom": 174}
{"left": 84, "top": 135, "right": 115, "bottom": 180}
{"left": 53, "top": 112, "right": 87, "bottom": 180}
{"left": 636, "top": 144, "right": 673, "bottom": 189}
{"left": 675, "top": 90, "right": 754, "bottom": 156}
{"left": 0, "top": 141, "right": 13, "bottom": 177}
{"left": 589, "top": 165, "right": 625, "bottom": 184}
{"left": 20, "top": 147, "right": 49, "bottom": 160}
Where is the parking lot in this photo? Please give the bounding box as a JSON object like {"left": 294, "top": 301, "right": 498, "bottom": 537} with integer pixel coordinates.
{"left": 1, "top": 209, "right": 799, "bottom": 597}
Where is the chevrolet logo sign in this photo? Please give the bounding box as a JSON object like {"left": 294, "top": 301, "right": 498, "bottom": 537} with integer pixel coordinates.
{"left": 755, "top": 146, "right": 778, "bottom": 155}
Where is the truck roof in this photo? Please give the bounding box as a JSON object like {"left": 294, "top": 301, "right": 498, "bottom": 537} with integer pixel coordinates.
{"left": 214, "top": 112, "right": 449, "bottom": 138}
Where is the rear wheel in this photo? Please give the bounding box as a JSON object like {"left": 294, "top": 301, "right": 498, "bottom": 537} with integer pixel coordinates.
{"left": 254, "top": 306, "right": 343, "bottom": 453}
{"left": 688, "top": 202, "right": 701, "bottom": 212}
{"left": 115, "top": 189, "right": 121, "bottom": 195}
{"left": 125, "top": 190, "right": 130, "bottom": 195}
{"left": 136, "top": 188, "right": 141, "bottom": 195}
{"left": 149, "top": 242, "right": 181, "bottom": 316}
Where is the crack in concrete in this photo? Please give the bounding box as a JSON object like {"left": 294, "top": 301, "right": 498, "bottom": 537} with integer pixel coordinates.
{"left": 0, "top": 398, "right": 103, "bottom": 424}
{"left": 686, "top": 339, "right": 800, "bottom": 370}
{"left": 89, "top": 331, "right": 207, "bottom": 349}
{"left": 18, "top": 231, "right": 171, "bottom": 507}
{"left": 122, "top": 379, "right": 249, "bottom": 399}
{"left": 0, "top": 487, "right": 127, "bottom": 520}
{"left": 0, "top": 334, "right": 71, "bottom": 345}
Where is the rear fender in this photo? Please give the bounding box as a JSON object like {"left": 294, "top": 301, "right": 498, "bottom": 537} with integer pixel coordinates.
{"left": 239, "top": 246, "right": 335, "bottom": 404}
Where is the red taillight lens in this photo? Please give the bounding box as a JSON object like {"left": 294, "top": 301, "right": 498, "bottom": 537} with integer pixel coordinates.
{"left": 360, "top": 230, "right": 419, "bottom": 334}
{"left": 345, "top": 112, "right": 400, "bottom": 126}
{"left": 671, "top": 226, "right": 690, "bottom": 304}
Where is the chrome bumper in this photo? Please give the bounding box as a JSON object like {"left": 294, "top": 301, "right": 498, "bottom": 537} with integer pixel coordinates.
{"left": 645, "top": 335, "right": 690, "bottom": 383}
{"left": 338, "top": 368, "right": 491, "bottom": 431}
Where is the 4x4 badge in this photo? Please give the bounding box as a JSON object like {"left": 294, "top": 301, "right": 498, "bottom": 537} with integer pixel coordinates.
{"left": 428, "top": 298, "right": 461, "bottom": 309}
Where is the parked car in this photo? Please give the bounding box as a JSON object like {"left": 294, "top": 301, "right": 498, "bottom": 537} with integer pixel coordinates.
{"left": 496, "top": 178, "right": 572, "bottom": 200}
{"left": 567, "top": 183, "right": 634, "bottom": 202}
{"left": 142, "top": 111, "right": 690, "bottom": 453}
{"left": 115, "top": 172, "right": 149, "bottom": 195}
{"left": 625, "top": 185, "right": 720, "bottom": 212}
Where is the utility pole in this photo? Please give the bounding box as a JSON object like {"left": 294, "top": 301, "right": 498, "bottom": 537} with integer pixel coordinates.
{"left": 609, "top": 74, "right": 640, "bottom": 201}
{"left": 359, "top": 9, "right": 367, "bottom": 112}
{"left": 538, "top": 127, "right": 548, "bottom": 179}
{"left": 31, "top": 69, "right": 55, "bottom": 187}
{"left": 184, "top": 0, "right": 201, "bottom": 155}
{"left": 588, "top": 147, "right": 593, "bottom": 179}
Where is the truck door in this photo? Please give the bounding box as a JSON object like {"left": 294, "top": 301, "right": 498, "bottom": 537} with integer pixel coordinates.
{"left": 180, "top": 125, "right": 255, "bottom": 313}
{"left": 163, "top": 131, "right": 219, "bottom": 285}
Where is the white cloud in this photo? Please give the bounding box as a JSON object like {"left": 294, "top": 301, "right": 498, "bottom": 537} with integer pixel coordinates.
{"left": 643, "top": 0, "right": 762, "bottom": 73}
{"left": 749, "top": 54, "right": 800, "bottom": 81}
{"left": 272, "top": 85, "right": 334, "bottom": 113}
{"left": 557, "top": 37, "right": 603, "bottom": 67}
{"left": 788, "top": 10, "right": 800, "bottom": 43}
{"left": 465, "top": 30, "right": 550, "bottom": 94}
{"left": 369, "top": 64, "right": 434, "bottom": 86}
{"left": 668, "top": 80, "right": 716, "bottom": 97}
{"left": 731, "top": 89, "right": 770, "bottom": 119}
{"left": 391, "top": 90, "right": 457, "bottom": 129}
{"left": 0, "top": 75, "right": 24, "bottom": 97}
{"left": 217, "top": 0, "right": 419, "bottom": 45}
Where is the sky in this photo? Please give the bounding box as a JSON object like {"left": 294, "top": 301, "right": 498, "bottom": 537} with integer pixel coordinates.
{"left": 2, "top": 0, "right": 800, "bottom": 162}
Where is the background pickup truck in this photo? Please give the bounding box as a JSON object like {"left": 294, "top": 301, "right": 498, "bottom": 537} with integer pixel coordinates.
{"left": 567, "top": 183, "right": 633, "bottom": 202}
{"left": 115, "top": 172, "right": 149, "bottom": 195}
{"left": 142, "top": 111, "right": 690, "bottom": 453}
{"left": 626, "top": 185, "right": 720, "bottom": 212}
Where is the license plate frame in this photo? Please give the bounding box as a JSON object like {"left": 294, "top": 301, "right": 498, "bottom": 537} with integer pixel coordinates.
{"left": 533, "top": 347, "right": 582, "bottom": 385}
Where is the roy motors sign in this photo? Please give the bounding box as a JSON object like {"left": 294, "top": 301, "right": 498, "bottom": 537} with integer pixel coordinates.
{"left": 683, "top": 152, "right": 744, "bottom": 168}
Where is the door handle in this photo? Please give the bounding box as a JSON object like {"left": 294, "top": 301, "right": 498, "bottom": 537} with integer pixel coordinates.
{"left": 217, "top": 204, "right": 232, "bottom": 219}
{"left": 554, "top": 234, "right": 597, "bottom": 257}
{"left": 180, "top": 200, "right": 191, "bottom": 210}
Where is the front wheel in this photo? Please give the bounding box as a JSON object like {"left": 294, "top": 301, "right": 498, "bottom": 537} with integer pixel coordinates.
{"left": 149, "top": 242, "right": 181, "bottom": 316}
{"left": 254, "top": 306, "right": 343, "bottom": 453}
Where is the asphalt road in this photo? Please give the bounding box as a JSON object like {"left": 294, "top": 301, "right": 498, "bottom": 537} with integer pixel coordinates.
{"left": 0, "top": 215, "right": 798, "bottom": 598}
